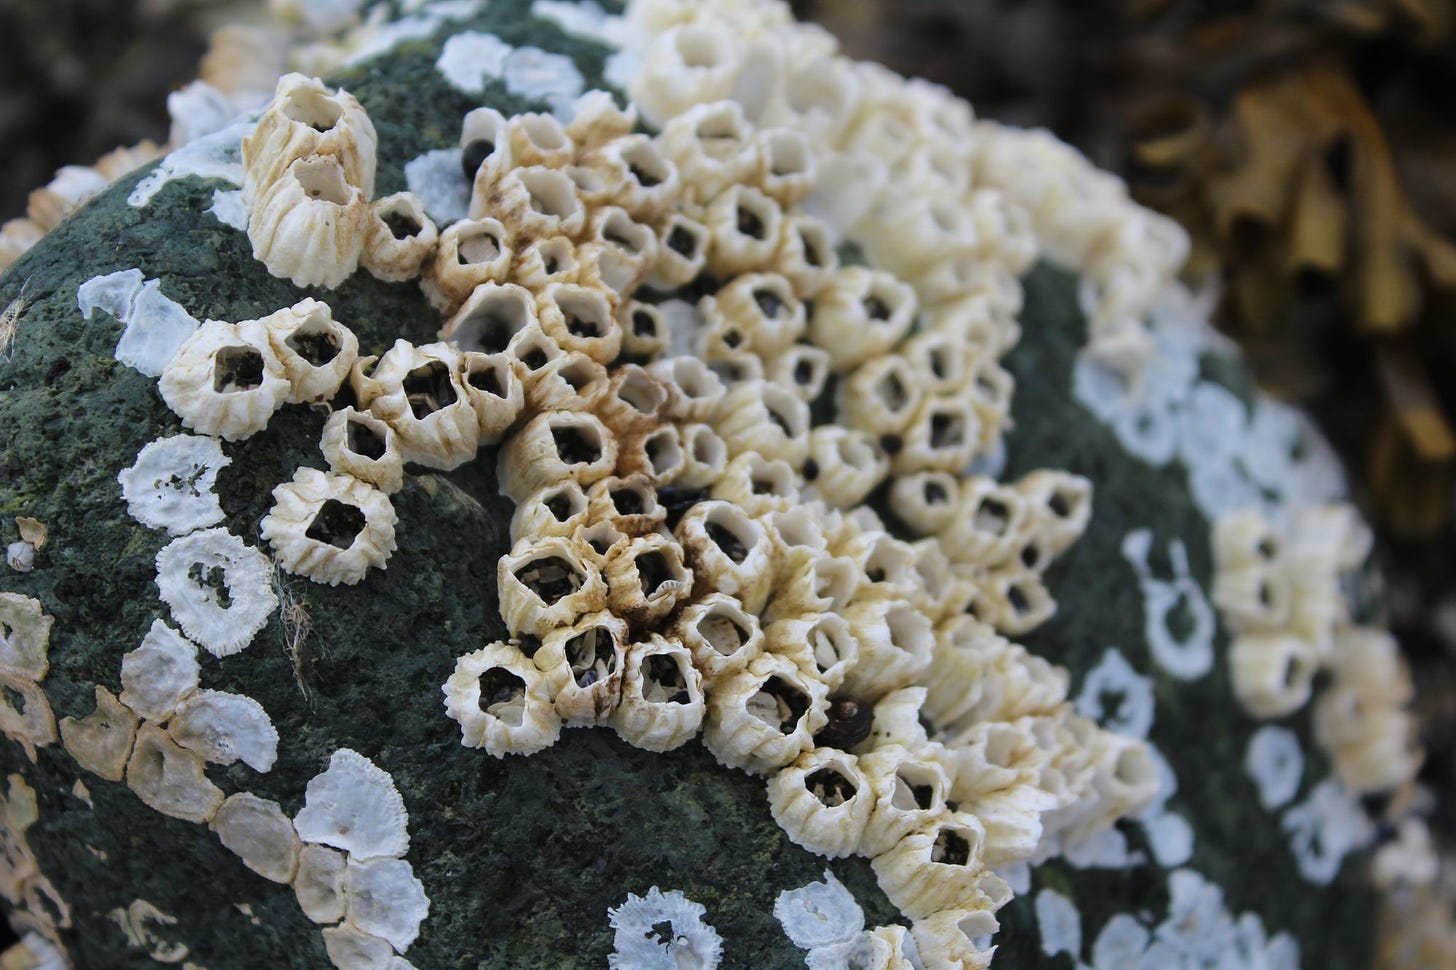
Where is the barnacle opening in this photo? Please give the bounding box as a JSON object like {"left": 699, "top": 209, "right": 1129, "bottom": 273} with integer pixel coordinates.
{"left": 522, "top": 168, "right": 579, "bottom": 220}
{"left": 345, "top": 417, "right": 386, "bottom": 460}
{"left": 305, "top": 499, "right": 367, "bottom": 549}
{"left": 382, "top": 209, "right": 422, "bottom": 240}
{"left": 931, "top": 826, "right": 973, "bottom": 867}
{"left": 453, "top": 289, "right": 533, "bottom": 353}
{"left": 643, "top": 653, "right": 692, "bottom": 704}
{"left": 214, "top": 346, "right": 265, "bottom": 393}
{"left": 550, "top": 420, "right": 605, "bottom": 465}
{"left": 285, "top": 323, "right": 342, "bottom": 368}
{"left": 461, "top": 139, "right": 497, "bottom": 180}
{"left": 294, "top": 158, "right": 352, "bottom": 205}
{"left": 748, "top": 676, "right": 810, "bottom": 734}
{"left": 643, "top": 429, "right": 683, "bottom": 478}
{"left": 466, "top": 355, "right": 512, "bottom": 398}
{"left": 614, "top": 369, "right": 667, "bottom": 415}
{"left": 806, "top": 767, "right": 856, "bottom": 808}
{"left": 477, "top": 667, "right": 527, "bottom": 726}
{"left": 665, "top": 220, "right": 705, "bottom": 259}
{"left": 516, "top": 555, "right": 584, "bottom": 604}
{"left": 694, "top": 604, "right": 750, "bottom": 656}
{"left": 702, "top": 506, "right": 757, "bottom": 564}
{"left": 567, "top": 626, "right": 618, "bottom": 688}
{"left": 403, "top": 360, "right": 457, "bottom": 418}
{"left": 545, "top": 485, "right": 587, "bottom": 523}
{"left": 556, "top": 289, "right": 611, "bottom": 341}
{"left": 892, "top": 763, "right": 943, "bottom": 812}
{"left": 623, "top": 141, "right": 669, "bottom": 188}
{"left": 458, "top": 226, "right": 505, "bottom": 266}
{"left": 283, "top": 88, "right": 343, "bottom": 132}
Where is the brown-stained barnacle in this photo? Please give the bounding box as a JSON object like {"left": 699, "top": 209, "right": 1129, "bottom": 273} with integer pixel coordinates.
{"left": 496, "top": 535, "right": 607, "bottom": 639}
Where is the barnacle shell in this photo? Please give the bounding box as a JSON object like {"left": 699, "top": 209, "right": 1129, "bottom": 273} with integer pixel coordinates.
{"left": 261, "top": 467, "right": 399, "bottom": 586}
{"left": 444, "top": 641, "right": 562, "bottom": 757}
{"left": 259, "top": 298, "right": 359, "bottom": 404}
{"left": 870, "top": 811, "right": 1003, "bottom": 920}
{"left": 611, "top": 635, "right": 705, "bottom": 752}
{"left": 211, "top": 793, "right": 300, "bottom": 884}
{"left": 497, "top": 535, "right": 607, "bottom": 638}
{"left": 910, "top": 910, "right": 998, "bottom": 970}
{"left": 703, "top": 652, "right": 828, "bottom": 773}
{"left": 293, "top": 748, "right": 409, "bottom": 860}
{"left": 126, "top": 723, "right": 225, "bottom": 825}
{"left": 512, "top": 479, "right": 591, "bottom": 543}
{"left": 0, "top": 673, "right": 56, "bottom": 759}
{"left": 764, "top": 611, "right": 859, "bottom": 693}
{"left": 357, "top": 340, "right": 482, "bottom": 470}
{"left": 345, "top": 856, "right": 430, "bottom": 953}
{"left": 293, "top": 844, "right": 347, "bottom": 924}
{"left": 424, "top": 218, "right": 514, "bottom": 314}
{"left": 116, "top": 435, "right": 231, "bottom": 536}
{"left": 361, "top": 192, "right": 439, "bottom": 283}
{"left": 808, "top": 268, "right": 916, "bottom": 370}
{"left": 604, "top": 533, "right": 694, "bottom": 627}
{"left": 673, "top": 593, "right": 763, "bottom": 685}
{"left": 248, "top": 154, "right": 369, "bottom": 290}
{"left": 499, "top": 412, "right": 618, "bottom": 502}
{"left": 154, "top": 527, "right": 278, "bottom": 657}
{"left": 1229, "top": 632, "right": 1319, "bottom": 719}
{"left": 858, "top": 745, "right": 953, "bottom": 857}
{"left": 319, "top": 408, "right": 405, "bottom": 495}
{"left": 59, "top": 686, "right": 138, "bottom": 783}
{"left": 836, "top": 599, "right": 934, "bottom": 702}
{"left": 676, "top": 500, "right": 775, "bottom": 613}
{"left": 158, "top": 319, "right": 290, "bottom": 441}
{"left": 538, "top": 612, "right": 631, "bottom": 726}
{"left": 243, "top": 73, "right": 377, "bottom": 201}
{"left": 768, "top": 748, "right": 875, "bottom": 859}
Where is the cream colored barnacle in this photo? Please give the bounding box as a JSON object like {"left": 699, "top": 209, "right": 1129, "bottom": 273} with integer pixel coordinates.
{"left": 211, "top": 793, "right": 300, "bottom": 884}
{"left": 497, "top": 535, "right": 607, "bottom": 638}
{"left": 0, "top": 592, "right": 52, "bottom": 681}
{"left": 248, "top": 154, "right": 370, "bottom": 290}
{"left": 702, "top": 652, "right": 828, "bottom": 774}
{"left": 243, "top": 73, "right": 377, "bottom": 203}
{"left": 444, "top": 641, "right": 562, "bottom": 756}
{"left": 361, "top": 192, "right": 439, "bottom": 283}
{"left": 319, "top": 408, "right": 405, "bottom": 495}
{"left": 353, "top": 339, "right": 482, "bottom": 470}
{"left": 261, "top": 467, "right": 398, "bottom": 586}
{"left": 158, "top": 319, "right": 289, "bottom": 441}
{"left": 258, "top": 298, "right": 359, "bottom": 404}
{"left": 126, "top": 723, "right": 225, "bottom": 824}
{"left": 612, "top": 635, "right": 705, "bottom": 752}
{"left": 537, "top": 612, "right": 631, "bottom": 726}
{"left": 767, "top": 748, "right": 875, "bottom": 859}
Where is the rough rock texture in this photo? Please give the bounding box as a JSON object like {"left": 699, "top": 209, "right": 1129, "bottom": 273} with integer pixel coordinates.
{"left": 0, "top": 1, "right": 1381, "bottom": 967}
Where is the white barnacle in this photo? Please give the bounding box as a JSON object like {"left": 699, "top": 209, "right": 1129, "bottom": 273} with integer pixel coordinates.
{"left": 167, "top": 689, "right": 279, "bottom": 772}
{"left": 774, "top": 870, "right": 864, "bottom": 951}
{"left": 767, "top": 748, "right": 875, "bottom": 859}
{"left": 155, "top": 527, "right": 278, "bottom": 657}
{"left": 319, "top": 408, "right": 405, "bottom": 495}
{"left": 248, "top": 153, "right": 370, "bottom": 290}
{"left": 444, "top": 641, "right": 562, "bottom": 756}
{"left": 243, "top": 73, "right": 377, "bottom": 203}
{"left": 671, "top": 593, "right": 762, "bottom": 685}
{"left": 116, "top": 435, "right": 231, "bottom": 536}
{"left": 354, "top": 340, "right": 483, "bottom": 470}
{"left": 538, "top": 612, "right": 630, "bottom": 726}
{"left": 345, "top": 856, "right": 430, "bottom": 953}
{"left": 119, "top": 619, "right": 201, "bottom": 723}
{"left": 675, "top": 500, "right": 775, "bottom": 613}
{"left": 608, "top": 886, "right": 722, "bottom": 970}
{"left": 871, "top": 812, "right": 1003, "bottom": 920}
{"left": 126, "top": 723, "right": 226, "bottom": 824}
{"left": 497, "top": 535, "right": 607, "bottom": 638}
{"left": 211, "top": 792, "right": 300, "bottom": 884}
{"left": 258, "top": 298, "right": 359, "bottom": 405}
{"left": 60, "top": 686, "right": 138, "bottom": 782}
{"left": 158, "top": 319, "right": 290, "bottom": 442}
{"left": 703, "top": 653, "right": 828, "bottom": 774}
{"left": 78, "top": 270, "right": 201, "bottom": 378}
{"left": 294, "top": 748, "right": 409, "bottom": 860}
{"left": 361, "top": 192, "right": 439, "bottom": 284}
{"left": 612, "top": 635, "right": 705, "bottom": 752}
{"left": 293, "top": 843, "right": 348, "bottom": 924}
{"left": 261, "top": 467, "right": 398, "bottom": 586}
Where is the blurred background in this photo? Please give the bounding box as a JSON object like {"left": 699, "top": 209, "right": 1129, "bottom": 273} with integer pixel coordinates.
{"left": 2, "top": 0, "right": 1455, "bottom": 952}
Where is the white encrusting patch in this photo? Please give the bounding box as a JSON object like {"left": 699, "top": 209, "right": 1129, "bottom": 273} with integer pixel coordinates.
{"left": 128, "top": 118, "right": 252, "bottom": 208}
{"left": 1245, "top": 725, "right": 1304, "bottom": 812}
{"left": 154, "top": 528, "right": 278, "bottom": 658}
{"left": 774, "top": 870, "right": 864, "bottom": 952}
{"left": 607, "top": 887, "right": 723, "bottom": 970}
{"left": 435, "top": 31, "right": 514, "bottom": 94}
{"left": 1120, "top": 529, "right": 1215, "bottom": 681}
{"left": 1034, "top": 888, "right": 1080, "bottom": 959}
{"left": 208, "top": 189, "right": 248, "bottom": 231}
{"left": 119, "top": 619, "right": 201, "bottom": 723}
{"left": 1076, "top": 647, "right": 1153, "bottom": 741}
{"left": 435, "top": 30, "right": 585, "bottom": 109}
{"left": 77, "top": 269, "right": 201, "bottom": 378}
{"left": 293, "top": 749, "right": 410, "bottom": 860}
{"left": 168, "top": 689, "right": 280, "bottom": 772}
{"left": 404, "top": 150, "right": 471, "bottom": 226}
{"left": 117, "top": 435, "right": 231, "bottom": 536}
{"left": 530, "top": 0, "right": 624, "bottom": 46}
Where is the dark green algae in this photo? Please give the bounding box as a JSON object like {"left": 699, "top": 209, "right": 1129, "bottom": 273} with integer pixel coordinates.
{"left": 0, "top": 0, "right": 1378, "bottom": 965}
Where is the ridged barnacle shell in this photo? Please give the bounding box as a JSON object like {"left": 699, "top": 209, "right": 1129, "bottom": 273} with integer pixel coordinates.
{"left": 523, "top": 349, "right": 611, "bottom": 415}
{"left": 857, "top": 744, "right": 953, "bottom": 857}
{"left": 537, "top": 283, "right": 622, "bottom": 364}
{"left": 808, "top": 268, "right": 918, "bottom": 371}
{"left": 603, "top": 533, "right": 694, "bottom": 628}
{"left": 596, "top": 365, "right": 671, "bottom": 440}
{"left": 764, "top": 345, "right": 832, "bottom": 405}
{"left": 893, "top": 395, "right": 981, "bottom": 476}
{"left": 154, "top": 528, "right": 278, "bottom": 658}
{"left": 258, "top": 298, "right": 359, "bottom": 404}
{"left": 586, "top": 475, "right": 666, "bottom": 537}
{"left": 260, "top": 467, "right": 398, "bottom": 586}
{"left": 761, "top": 546, "right": 860, "bottom": 625}
{"left": 355, "top": 339, "right": 481, "bottom": 470}
{"left": 243, "top": 73, "right": 377, "bottom": 202}
{"left": 1229, "top": 632, "right": 1319, "bottom": 719}
{"left": 1012, "top": 470, "right": 1092, "bottom": 560}
{"left": 871, "top": 812, "right": 1004, "bottom": 920}
{"left": 774, "top": 212, "right": 839, "bottom": 298}
{"left": 647, "top": 212, "right": 710, "bottom": 290}
{"left": 754, "top": 127, "right": 817, "bottom": 207}
{"left": 676, "top": 423, "right": 729, "bottom": 489}
{"left": 360, "top": 192, "right": 439, "bottom": 283}
{"left": 461, "top": 351, "right": 525, "bottom": 444}
{"left": 461, "top": 107, "right": 514, "bottom": 201}
{"left": 611, "top": 635, "right": 705, "bottom": 752}
{"left": 618, "top": 423, "right": 687, "bottom": 484}
{"left": 496, "top": 535, "right": 607, "bottom": 638}
{"left": 714, "top": 380, "right": 811, "bottom": 469}
{"left": 839, "top": 356, "right": 924, "bottom": 439}
{"left": 672, "top": 593, "right": 763, "bottom": 685}
{"left": 701, "top": 183, "right": 785, "bottom": 278}
{"left": 494, "top": 165, "right": 587, "bottom": 239}
{"left": 944, "top": 718, "right": 1054, "bottom": 805}
{"left": 658, "top": 101, "right": 760, "bottom": 203}
{"left": 499, "top": 411, "right": 617, "bottom": 503}
{"left": 887, "top": 472, "right": 961, "bottom": 538}
{"left": 506, "top": 112, "right": 575, "bottom": 169}
{"left": 910, "top": 910, "right": 998, "bottom": 970}
{"left": 676, "top": 500, "right": 776, "bottom": 614}
{"left": 533, "top": 612, "right": 630, "bottom": 726}
{"left": 617, "top": 300, "right": 669, "bottom": 359}
{"left": 514, "top": 235, "right": 581, "bottom": 292}
{"left": 320, "top": 407, "right": 405, "bottom": 495}
{"left": 941, "top": 479, "right": 1032, "bottom": 568}
{"left": 591, "top": 134, "right": 680, "bottom": 220}
{"left": 834, "top": 599, "right": 934, "bottom": 702}
{"left": 511, "top": 479, "right": 591, "bottom": 543}
{"left": 840, "top": 531, "right": 922, "bottom": 604}
{"left": 710, "top": 273, "right": 806, "bottom": 357}
{"left": 158, "top": 319, "right": 289, "bottom": 441}
{"left": 1058, "top": 730, "right": 1160, "bottom": 845}
{"left": 651, "top": 357, "right": 726, "bottom": 424}
{"left": 703, "top": 652, "right": 828, "bottom": 774}
{"left": 767, "top": 747, "right": 875, "bottom": 859}
{"left": 440, "top": 282, "right": 538, "bottom": 357}
{"left": 578, "top": 207, "right": 659, "bottom": 296}
{"left": 248, "top": 154, "right": 369, "bottom": 290}
{"left": 564, "top": 90, "right": 637, "bottom": 150}
{"left": 444, "top": 641, "right": 563, "bottom": 757}
{"left": 917, "top": 616, "right": 1000, "bottom": 731}
{"left": 424, "top": 217, "right": 514, "bottom": 314}
{"left": 764, "top": 611, "right": 859, "bottom": 694}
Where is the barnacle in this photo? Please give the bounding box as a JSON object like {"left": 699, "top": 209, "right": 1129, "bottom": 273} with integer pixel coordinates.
{"left": 119, "top": 620, "right": 201, "bottom": 724}
{"left": 158, "top": 319, "right": 290, "bottom": 441}
{"left": 154, "top": 528, "right": 279, "bottom": 657}
{"left": 261, "top": 468, "right": 398, "bottom": 586}
{"left": 444, "top": 641, "right": 563, "bottom": 756}
{"left": 116, "top": 435, "right": 232, "bottom": 536}
{"left": 211, "top": 793, "right": 300, "bottom": 884}
{"left": 258, "top": 298, "right": 359, "bottom": 404}
{"left": 167, "top": 689, "right": 280, "bottom": 772}
{"left": 126, "top": 723, "right": 226, "bottom": 825}
{"left": 293, "top": 748, "right": 409, "bottom": 860}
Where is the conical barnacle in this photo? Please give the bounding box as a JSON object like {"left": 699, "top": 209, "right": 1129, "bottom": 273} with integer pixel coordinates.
{"left": 702, "top": 183, "right": 785, "bottom": 277}
{"left": 857, "top": 744, "right": 953, "bottom": 857}
{"left": 942, "top": 480, "right": 1031, "bottom": 568}
{"left": 497, "top": 535, "right": 607, "bottom": 638}
{"left": 1060, "top": 730, "right": 1160, "bottom": 846}
{"left": 361, "top": 192, "right": 439, "bottom": 283}
{"left": 523, "top": 350, "right": 611, "bottom": 415}
{"left": 1229, "top": 632, "right": 1319, "bottom": 719}
{"left": 768, "top": 748, "right": 875, "bottom": 859}
{"left": 761, "top": 547, "right": 859, "bottom": 624}
{"left": 499, "top": 411, "right": 618, "bottom": 502}
{"left": 461, "top": 351, "right": 526, "bottom": 443}
{"left": 764, "top": 347, "right": 832, "bottom": 407}
{"left": 714, "top": 380, "right": 811, "bottom": 469}
{"left": 808, "top": 268, "right": 917, "bottom": 371}
{"left": 1212, "top": 561, "right": 1292, "bottom": 634}
{"left": 512, "top": 479, "right": 591, "bottom": 543}
{"left": 444, "top": 641, "right": 562, "bottom": 757}
{"left": 158, "top": 319, "right": 290, "bottom": 442}
{"left": 764, "top": 611, "right": 859, "bottom": 694}
{"left": 0, "top": 672, "right": 55, "bottom": 759}
{"left": 242, "top": 73, "right": 377, "bottom": 202}
{"left": 597, "top": 365, "right": 671, "bottom": 440}
{"left": 423, "top": 217, "right": 514, "bottom": 314}
{"left": 514, "top": 234, "right": 581, "bottom": 292}
{"left": 258, "top": 298, "right": 359, "bottom": 404}
{"left": 617, "top": 300, "right": 669, "bottom": 359}
{"left": 592, "top": 135, "right": 680, "bottom": 220}
{"left": 320, "top": 408, "right": 405, "bottom": 495}
{"left": 657, "top": 101, "right": 760, "bottom": 203}
{"left": 612, "top": 635, "right": 705, "bottom": 752}
{"left": 154, "top": 527, "right": 277, "bottom": 658}
{"left": 537, "top": 612, "right": 631, "bottom": 726}
{"left": 677, "top": 423, "right": 730, "bottom": 489}
{"left": 893, "top": 396, "right": 980, "bottom": 476}
{"left": 1012, "top": 471, "right": 1092, "bottom": 560}
{"left": 703, "top": 652, "right": 828, "bottom": 774}
{"left": 260, "top": 467, "right": 398, "bottom": 586}
{"left": 619, "top": 424, "right": 688, "bottom": 484}
{"left": 461, "top": 106, "right": 514, "bottom": 196}
{"left": 840, "top": 531, "right": 921, "bottom": 604}
{"left": 506, "top": 112, "right": 576, "bottom": 169}
{"left": 587, "top": 475, "right": 667, "bottom": 537}
{"left": 119, "top": 619, "right": 200, "bottom": 723}
{"left": 603, "top": 533, "right": 694, "bottom": 627}
{"left": 579, "top": 207, "right": 659, "bottom": 295}
{"left": 293, "top": 844, "right": 348, "bottom": 924}
{"left": 910, "top": 910, "right": 997, "bottom": 970}
{"left": 673, "top": 593, "right": 764, "bottom": 685}
{"left": 676, "top": 500, "right": 776, "bottom": 614}
{"left": 857, "top": 687, "right": 937, "bottom": 754}
{"left": 248, "top": 154, "right": 370, "bottom": 290}
{"left": 943, "top": 718, "right": 1053, "bottom": 806}
{"left": 835, "top": 599, "right": 933, "bottom": 702}
{"left": 918, "top": 616, "right": 1002, "bottom": 731}
{"left": 648, "top": 212, "right": 711, "bottom": 290}
{"left": 441, "top": 283, "right": 538, "bottom": 357}
{"left": 167, "top": 689, "right": 279, "bottom": 772}
{"left": 754, "top": 127, "right": 816, "bottom": 208}
{"left": 564, "top": 89, "right": 637, "bottom": 149}
{"left": 774, "top": 213, "right": 839, "bottom": 298}
{"left": 211, "top": 793, "right": 300, "bottom": 884}
{"left": 839, "top": 356, "right": 924, "bottom": 440}
{"left": 494, "top": 166, "right": 588, "bottom": 239}
{"left": 712, "top": 273, "right": 806, "bottom": 357}
{"left": 871, "top": 812, "right": 1002, "bottom": 920}
{"left": 537, "top": 283, "right": 622, "bottom": 364}
{"left": 59, "top": 686, "right": 137, "bottom": 783}
{"left": 651, "top": 357, "right": 726, "bottom": 423}
{"left": 356, "top": 340, "right": 481, "bottom": 470}
{"left": 126, "top": 723, "right": 226, "bottom": 825}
